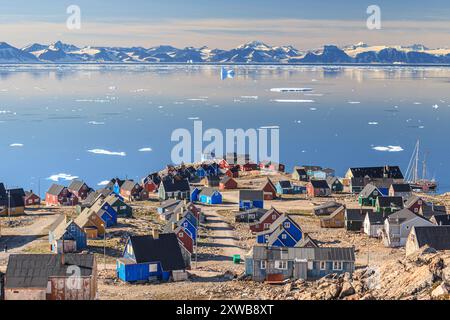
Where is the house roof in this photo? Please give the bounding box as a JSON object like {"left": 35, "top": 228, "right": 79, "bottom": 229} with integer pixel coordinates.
{"left": 386, "top": 208, "right": 427, "bottom": 224}
{"left": 252, "top": 207, "right": 280, "bottom": 224}
{"left": 199, "top": 187, "right": 220, "bottom": 197}
{"left": 239, "top": 190, "right": 264, "bottom": 201}
{"left": 236, "top": 207, "right": 267, "bottom": 218}
{"left": 220, "top": 176, "right": 235, "bottom": 184}
{"left": 348, "top": 166, "right": 404, "bottom": 179}
{"left": 120, "top": 180, "right": 139, "bottom": 192}
{"left": 47, "top": 184, "right": 66, "bottom": 196}
{"left": 311, "top": 247, "right": 355, "bottom": 261}
{"left": 262, "top": 178, "right": 276, "bottom": 190}
{"left": 376, "top": 196, "right": 404, "bottom": 208}
{"left": 278, "top": 180, "right": 292, "bottom": 189}
{"left": 413, "top": 226, "right": 450, "bottom": 250}
{"left": 159, "top": 199, "right": 181, "bottom": 210}
{"left": 314, "top": 201, "right": 342, "bottom": 211}
{"left": 404, "top": 195, "right": 423, "bottom": 208}
{"left": 326, "top": 176, "right": 341, "bottom": 185}
{"left": 128, "top": 234, "right": 186, "bottom": 271}
{"left": 294, "top": 168, "right": 307, "bottom": 175}
{"left": 345, "top": 209, "right": 374, "bottom": 222}
{"left": 366, "top": 212, "right": 385, "bottom": 225}
{"left": 5, "top": 254, "right": 95, "bottom": 289}
{"left": 391, "top": 184, "right": 412, "bottom": 192}
{"left": 68, "top": 180, "right": 87, "bottom": 192}
{"left": 359, "top": 184, "right": 380, "bottom": 198}
{"left": 309, "top": 180, "right": 330, "bottom": 189}
{"left": 0, "top": 188, "right": 26, "bottom": 208}
{"left": 161, "top": 179, "right": 190, "bottom": 192}
{"left": 432, "top": 214, "right": 450, "bottom": 226}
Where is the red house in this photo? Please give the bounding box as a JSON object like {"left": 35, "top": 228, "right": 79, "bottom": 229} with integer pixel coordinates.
{"left": 306, "top": 180, "right": 331, "bottom": 197}
{"left": 261, "top": 178, "right": 277, "bottom": 200}
{"left": 174, "top": 225, "right": 194, "bottom": 254}
{"left": 24, "top": 190, "right": 41, "bottom": 206}
{"left": 249, "top": 207, "right": 281, "bottom": 233}
{"left": 45, "top": 184, "right": 78, "bottom": 206}
{"left": 219, "top": 176, "right": 238, "bottom": 190}
{"left": 67, "top": 180, "right": 91, "bottom": 201}
{"left": 218, "top": 159, "right": 230, "bottom": 169}
{"left": 404, "top": 195, "right": 425, "bottom": 214}
{"left": 142, "top": 179, "right": 158, "bottom": 193}
{"left": 240, "top": 162, "right": 258, "bottom": 172}
{"left": 259, "top": 161, "right": 285, "bottom": 172}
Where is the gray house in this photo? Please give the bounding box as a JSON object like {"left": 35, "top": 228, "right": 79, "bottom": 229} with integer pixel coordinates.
{"left": 246, "top": 245, "right": 355, "bottom": 282}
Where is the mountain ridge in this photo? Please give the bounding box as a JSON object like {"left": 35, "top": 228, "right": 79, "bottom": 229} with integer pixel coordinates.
{"left": 0, "top": 41, "right": 449, "bottom": 64}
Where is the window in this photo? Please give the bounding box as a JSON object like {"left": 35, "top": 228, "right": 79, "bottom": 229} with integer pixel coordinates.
{"left": 121, "top": 206, "right": 126, "bottom": 210}
{"left": 307, "top": 261, "right": 313, "bottom": 270}
{"left": 149, "top": 264, "right": 158, "bottom": 272}
{"left": 333, "top": 261, "right": 343, "bottom": 271}
{"left": 260, "top": 261, "right": 267, "bottom": 269}
{"left": 284, "top": 222, "right": 291, "bottom": 228}
{"left": 320, "top": 261, "right": 326, "bottom": 270}
{"left": 264, "top": 223, "right": 270, "bottom": 229}
{"left": 179, "top": 232, "right": 184, "bottom": 238}
{"left": 281, "top": 233, "right": 287, "bottom": 240}
{"left": 414, "top": 208, "right": 418, "bottom": 213}
{"left": 272, "top": 215, "right": 277, "bottom": 220}
{"left": 46, "top": 281, "right": 52, "bottom": 294}
{"left": 275, "top": 260, "right": 288, "bottom": 270}
{"left": 249, "top": 214, "right": 255, "bottom": 219}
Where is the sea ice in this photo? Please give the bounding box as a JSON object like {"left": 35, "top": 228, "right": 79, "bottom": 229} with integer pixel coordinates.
{"left": 272, "top": 99, "right": 315, "bottom": 103}
{"left": 270, "top": 88, "right": 313, "bottom": 93}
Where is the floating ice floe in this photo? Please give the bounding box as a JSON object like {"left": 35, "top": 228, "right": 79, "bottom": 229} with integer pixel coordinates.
{"left": 241, "top": 96, "right": 258, "bottom": 100}
{"left": 413, "top": 102, "right": 421, "bottom": 105}
{"left": 270, "top": 88, "right": 313, "bottom": 93}
{"left": 76, "top": 99, "right": 110, "bottom": 103}
{"left": 372, "top": 146, "right": 404, "bottom": 152}
{"left": 187, "top": 98, "right": 207, "bottom": 101}
{"left": 432, "top": 104, "right": 439, "bottom": 109}
{"left": 368, "top": 122, "right": 379, "bottom": 125}
{"left": 87, "top": 149, "right": 126, "bottom": 156}
{"left": 188, "top": 117, "right": 199, "bottom": 120}
{"left": 348, "top": 101, "right": 361, "bottom": 104}
{"left": 9, "top": 143, "right": 24, "bottom": 147}
{"left": 88, "top": 121, "right": 105, "bottom": 125}
{"left": 138, "top": 147, "right": 152, "bottom": 152}
{"left": 97, "top": 180, "right": 110, "bottom": 186}
{"left": 259, "top": 125, "right": 279, "bottom": 129}
{"left": 47, "top": 173, "right": 79, "bottom": 182}
{"left": 131, "top": 88, "right": 148, "bottom": 93}
{"left": 309, "top": 107, "right": 317, "bottom": 111}
{"left": 272, "top": 99, "right": 315, "bottom": 103}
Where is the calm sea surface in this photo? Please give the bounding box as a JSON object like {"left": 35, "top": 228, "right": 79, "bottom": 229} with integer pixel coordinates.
{"left": 0, "top": 65, "right": 449, "bottom": 195}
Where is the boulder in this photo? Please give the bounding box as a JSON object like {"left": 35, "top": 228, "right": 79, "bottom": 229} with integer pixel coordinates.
{"left": 322, "top": 283, "right": 342, "bottom": 300}
{"left": 431, "top": 283, "right": 449, "bottom": 298}
{"left": 339, "top": 281, "right": 355, "bottom": 299}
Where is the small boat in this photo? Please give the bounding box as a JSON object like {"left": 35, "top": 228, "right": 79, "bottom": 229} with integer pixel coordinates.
{"left": 405, "top": 140, "right": 438, "bottom": 193}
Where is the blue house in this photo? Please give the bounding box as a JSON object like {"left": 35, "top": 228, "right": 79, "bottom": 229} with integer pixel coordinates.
{"left": 256, "top": 214, "right": 303, "bottom": 247}
{"left": 178, "top": 214, "right": 198, "bottom": 241}
{"left": 49, "top": 216, "right": 87, "bottom": 253}
{"left": 116, "top": 233, "right": 187, "bottom": 283}
{"left": 190, "top": 187, "right": 202, "bottom": 202}
{"left": 196, "top": 167, "right": 207, "bottom": 178}
{"left": 239, "top": 190, "right": 264, "bottom": 211}
{"left": 199, "top": 188, "right": 222, "bottom": 205}
{"left": 276, "top": 181, "right": 293, "bottom": 194}
{"left": 91, "top": 198, "right": 118, "bottom": 227}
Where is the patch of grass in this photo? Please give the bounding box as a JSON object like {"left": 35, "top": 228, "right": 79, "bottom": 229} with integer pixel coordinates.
{"left": 23, "top": 242, "right": 51, "bottom": 254}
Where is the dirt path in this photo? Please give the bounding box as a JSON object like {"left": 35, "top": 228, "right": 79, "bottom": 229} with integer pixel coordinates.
{"left": 0, "top": 211, "right": 62, "bottom": 267}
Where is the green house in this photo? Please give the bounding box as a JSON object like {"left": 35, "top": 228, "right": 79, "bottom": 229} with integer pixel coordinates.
{"left": 358, "top": 184, "right": 382, "bottom": 207}
{"left": 104, "top": 194, "right": 132, "bottom": 217}
{"left": 375, "top": 196, "right": 404, "bottom": 215}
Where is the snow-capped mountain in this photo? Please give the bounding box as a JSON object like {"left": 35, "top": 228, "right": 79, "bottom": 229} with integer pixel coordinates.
{"left": 0, "top": 41, "right": 447, "bottom": 64}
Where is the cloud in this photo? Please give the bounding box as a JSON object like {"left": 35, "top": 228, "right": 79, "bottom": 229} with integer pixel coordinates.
{"left": 372, "top": 146, "right": 404, "bottom": 152}
{"left": 47, "top": 173, "right": 79, "bottom": 182}
{"left": 97, "top": 180, "right": 110, "bottom": 186}
{"left": 138, "top": 147, "right": 153, "bottom": 152}
{"left": 9, "top": 143, "right": 24, "bottom": 147}
{"left": 87, "top": 149, "right": 126, "bottom": 156}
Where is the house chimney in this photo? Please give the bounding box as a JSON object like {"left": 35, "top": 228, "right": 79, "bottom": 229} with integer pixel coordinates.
{"left": 177, "top": 213, "right": 182, "bottom": 221}
{"left": 172, "top": 222, "right": 177, "bottom": 231}
{"left": 152, "top": 229, "right": 160, "bottom": 239}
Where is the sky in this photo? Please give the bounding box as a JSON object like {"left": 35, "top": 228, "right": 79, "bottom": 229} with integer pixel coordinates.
{"left": 0, "top": 0, "right": 449, "bottom": 49}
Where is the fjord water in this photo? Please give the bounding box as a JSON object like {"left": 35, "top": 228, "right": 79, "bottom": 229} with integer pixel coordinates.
{"left": 0, "top": 65, "right": 449, "bottom": 195}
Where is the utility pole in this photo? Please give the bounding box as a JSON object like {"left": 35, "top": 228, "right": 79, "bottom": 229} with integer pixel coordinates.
{"left": 103, "top": 223, "right": 107, "bottom": 272}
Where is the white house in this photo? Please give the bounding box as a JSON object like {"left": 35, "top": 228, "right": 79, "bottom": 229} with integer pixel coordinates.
{"left": 383, "top": 208, "right": 434, "bottom": 248}
{"left": 363, "top": 212, "right": 384, "bottom": 237}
